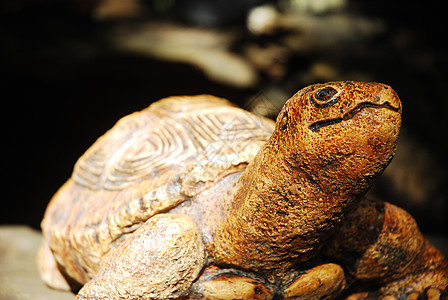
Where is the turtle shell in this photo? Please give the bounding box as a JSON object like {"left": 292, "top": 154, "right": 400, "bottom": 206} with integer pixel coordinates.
{"left": 41, "top": 95, "right": 275, "bottom": 283}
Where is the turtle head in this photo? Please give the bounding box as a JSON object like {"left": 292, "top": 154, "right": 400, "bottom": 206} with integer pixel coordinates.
{"left": 213, "top": 82, "right": 402, "bottom": 269}
{"left": 273, "top": 81, "right": 402, "bottom": 196}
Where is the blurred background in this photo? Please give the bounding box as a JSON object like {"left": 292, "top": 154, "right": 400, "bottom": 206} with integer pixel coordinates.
{"left": 2, "top": 0, "right": 447, "bottom": 239}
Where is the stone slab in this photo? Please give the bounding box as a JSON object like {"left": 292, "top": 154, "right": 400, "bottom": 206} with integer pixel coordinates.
{"left": 0, "top": 226, "right": 73, "bottom": 300}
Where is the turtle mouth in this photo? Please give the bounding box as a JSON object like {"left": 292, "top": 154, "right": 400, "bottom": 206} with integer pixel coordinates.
{"left": 308, "top": 101, "right": 400, "bottom": 132}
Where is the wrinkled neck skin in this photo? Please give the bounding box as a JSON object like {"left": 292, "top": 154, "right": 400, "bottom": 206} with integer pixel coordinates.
{"left": 211, "top": 124, "right": 397, "bottom": 277}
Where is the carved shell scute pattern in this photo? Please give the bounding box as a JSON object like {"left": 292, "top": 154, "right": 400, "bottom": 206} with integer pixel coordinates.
{"left": 72, "top": 95, "right": 275, "bottom": 192}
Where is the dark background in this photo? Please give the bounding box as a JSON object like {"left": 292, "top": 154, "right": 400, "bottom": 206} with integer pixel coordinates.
{"left": 2, "top": 0, "right": 447, "bottom": 236}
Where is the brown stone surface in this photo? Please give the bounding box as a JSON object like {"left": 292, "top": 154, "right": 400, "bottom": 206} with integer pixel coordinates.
{"left": 0, "top": 226, "right": 73, "bottom": 300}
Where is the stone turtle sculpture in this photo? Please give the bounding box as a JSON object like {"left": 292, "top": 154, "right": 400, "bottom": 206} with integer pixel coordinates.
{"left": 38, "top": 81, "right": 448, "bottom": 299}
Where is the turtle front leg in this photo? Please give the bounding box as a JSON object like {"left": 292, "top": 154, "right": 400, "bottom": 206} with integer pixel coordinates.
{"left": 76, "top": 214, "right": 206, "bottom": 300}
{"left": 324, "top": 198, "right": 448, "bottom": 299}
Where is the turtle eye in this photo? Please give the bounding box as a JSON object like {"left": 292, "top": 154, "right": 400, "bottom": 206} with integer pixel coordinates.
{"left": 315, "top": 87, "right": 337, "bottom": 101}
{"left": 310, "top": 87, "right": 339, "bottom": 108}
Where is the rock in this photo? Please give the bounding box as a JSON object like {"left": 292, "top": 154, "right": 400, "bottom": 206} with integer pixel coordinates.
{"left": 0, "top": 226, "right": 73, "bottom": 300}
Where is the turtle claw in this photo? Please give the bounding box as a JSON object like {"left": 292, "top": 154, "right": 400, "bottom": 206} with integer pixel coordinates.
{"left": 282, "top": 263, "right": 346, "bottom": 300}
{"left": 190, "top": 266, "right": 274, "bottom": 300}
